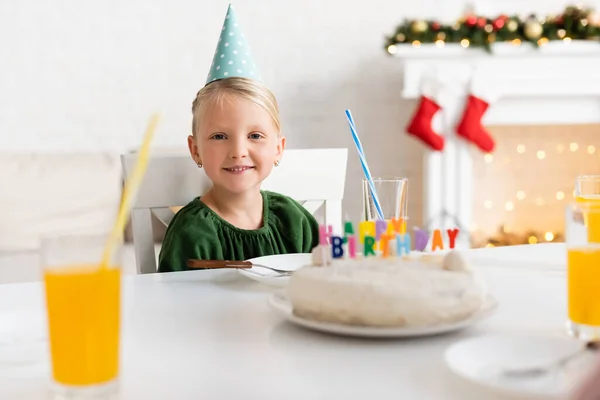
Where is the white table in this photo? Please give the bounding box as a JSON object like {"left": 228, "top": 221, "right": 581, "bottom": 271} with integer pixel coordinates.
{"left": 0, "top": 244, "right": 572, "bottom": 399}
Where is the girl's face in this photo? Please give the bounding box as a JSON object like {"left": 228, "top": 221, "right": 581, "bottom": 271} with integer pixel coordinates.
{"left": 188, "top": 94, "right": 285, "bottom": 195}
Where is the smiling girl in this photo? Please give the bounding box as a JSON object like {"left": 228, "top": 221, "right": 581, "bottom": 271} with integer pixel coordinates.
{"left": 158, "top": 77, "right": 319, "bottom": 273}
{"left": 157, "top": 6, "right": 318, "bottom": 273}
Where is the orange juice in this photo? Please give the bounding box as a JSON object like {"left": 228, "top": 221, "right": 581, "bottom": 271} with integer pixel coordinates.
{"left": 567, "top": 248, "right": 600, "bottom": 326}
{"left": 575, "top": 195, "right": 600, "bottom": 242}
{"left": 44, "top": 265, "right": 120, "bottom": 386}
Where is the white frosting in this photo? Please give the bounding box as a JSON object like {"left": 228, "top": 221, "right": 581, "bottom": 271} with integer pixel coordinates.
{"left": 287, "top": 252, "right": 487, "bottom": 328}
{"left": 442, "top": 250, "right": 470, "bottom": 272}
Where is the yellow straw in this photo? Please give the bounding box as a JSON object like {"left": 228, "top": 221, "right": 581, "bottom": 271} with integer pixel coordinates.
{"left": 100, "top": 113, "right": 160, "bottom": 268}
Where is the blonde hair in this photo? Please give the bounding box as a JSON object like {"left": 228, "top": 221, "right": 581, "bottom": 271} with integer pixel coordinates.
{"left": 191, "top": 77, "right": 281, "bottom": 136}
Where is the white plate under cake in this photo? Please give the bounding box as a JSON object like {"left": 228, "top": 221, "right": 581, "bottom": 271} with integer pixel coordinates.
{"left": 269, "top": 290, "right": 496, "bottom": 338}
{"left": 284, "top": 248, "right": 493, "bottom": 330}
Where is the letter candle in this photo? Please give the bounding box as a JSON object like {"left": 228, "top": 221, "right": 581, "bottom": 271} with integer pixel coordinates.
{"left": 318, "top": 224, "right": 333, "bottom": 265}
{"left": 358, "top": 221, "right": 375, "bottom": 244}
{"left": 319, "top": 225, "right": 332, "bottom": 245}
{"left": 331, "top": 236, "right": 344, "bottom": 258}
{"left": 344, "top": 220, "right": 357, "bottom": 258}
{"left": 431, "top": 229, "right": 444, "bottom": 251}
{"left": 375, "top": 220, "right": 387, "bottom": 241}
{"left": 447, "top": 228, "right": 459, "bottom": 249}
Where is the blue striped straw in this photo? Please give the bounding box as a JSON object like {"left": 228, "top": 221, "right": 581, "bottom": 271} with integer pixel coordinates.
{"left": 344, "top": 109, "right": 385, "bottom": 221}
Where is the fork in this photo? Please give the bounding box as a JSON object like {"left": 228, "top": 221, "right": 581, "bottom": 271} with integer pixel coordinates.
{"left": 186, "top": 259, "right": 294, "bottom": 277}
{"left": 500, "top": 341, "right": 599, "bottom": 379}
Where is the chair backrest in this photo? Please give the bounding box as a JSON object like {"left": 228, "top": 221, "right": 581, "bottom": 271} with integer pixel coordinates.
{"left": 121, "top": 148, "right": 348, "bottom": 274}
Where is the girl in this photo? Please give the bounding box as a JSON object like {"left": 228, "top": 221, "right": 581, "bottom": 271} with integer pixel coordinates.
{"left": 157, "top": 77, "right": 319, "bottom": 273}
{"left": 158, "top": 5, "right": 319, "bottom": 273}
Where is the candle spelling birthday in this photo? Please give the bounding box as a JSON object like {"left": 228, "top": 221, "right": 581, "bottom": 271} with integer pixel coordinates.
{"left": 319, "top": 218, "right": 460, "bottom": 259}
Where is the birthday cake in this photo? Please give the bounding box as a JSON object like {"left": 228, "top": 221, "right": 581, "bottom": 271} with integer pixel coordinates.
{"left": 287, "top": 220, "right": 488, "bottom": 328}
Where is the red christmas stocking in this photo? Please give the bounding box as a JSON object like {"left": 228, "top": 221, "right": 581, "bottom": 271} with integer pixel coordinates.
{"left": 405, "top": 79, "right": 447, "bottom": 151}
{"left": 456, "top": 79, "right": 497, "bottom": 153}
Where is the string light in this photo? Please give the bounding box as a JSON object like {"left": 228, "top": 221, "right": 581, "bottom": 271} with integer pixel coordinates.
{"left": 588, "top": 145, "right": 596, "bottom": 154}
{"left": 472, "top": 124, "right": 600, "bottom": 249}
{"left": 570, "top": 142, "right": 579, "bottom": 152}
{"left": 385, "top": 7, "right": 600, "bottom": 57}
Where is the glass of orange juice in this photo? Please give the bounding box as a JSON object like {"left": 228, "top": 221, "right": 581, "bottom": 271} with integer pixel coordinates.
{"left": 575, "top": 175, "right": 600, "bottom": 243}
{"left": 566, "top": 202, "right": 600, "bottom": 340}
{"left": 41, "top": 233, "right": 122, "bottom": 398}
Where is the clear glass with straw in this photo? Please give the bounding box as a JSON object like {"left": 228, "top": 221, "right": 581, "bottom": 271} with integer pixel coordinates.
{"left": 362, "top": 177, "right": 408, "bottom": 225}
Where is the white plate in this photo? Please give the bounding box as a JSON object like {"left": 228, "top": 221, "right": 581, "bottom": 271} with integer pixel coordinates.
{"left": 444, "top": 334, "right": 594, "bottom": 399}
{"left": 268, "top": 291, "right": 498, "bottom": 338}
{"left": 238, "top": 253, "right": 311, "bottom": 287}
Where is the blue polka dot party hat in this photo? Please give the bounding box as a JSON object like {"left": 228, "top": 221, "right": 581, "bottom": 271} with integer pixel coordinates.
{"left": 206, "top": 4, "right": 261, "bottom": 85}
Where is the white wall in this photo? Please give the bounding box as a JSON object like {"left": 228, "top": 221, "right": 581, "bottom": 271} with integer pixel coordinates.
{"left": 1, "top": 0, "right": 596, "bottom": 224}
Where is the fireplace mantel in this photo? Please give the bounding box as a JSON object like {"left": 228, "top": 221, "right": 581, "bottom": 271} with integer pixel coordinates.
{"left": 394, "top": 41, "right": 600, "bottom": 248}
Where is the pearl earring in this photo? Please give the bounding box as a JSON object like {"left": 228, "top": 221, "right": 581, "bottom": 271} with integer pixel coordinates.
{"left": 197, "top": 162, "right": 203, "bottom": 169}
{"left": 274, "top": 160, "right": 280, "bottom": 167}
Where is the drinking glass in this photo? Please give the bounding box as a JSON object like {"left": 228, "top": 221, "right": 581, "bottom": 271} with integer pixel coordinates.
{"left": 362, "top": 177, "right": 408, "bottom": 231}
{"left": 41, "top": 233, "right": 122, "bottom": 398}
{"left": 565, "top": 202, "right": 600, "bottom": 340}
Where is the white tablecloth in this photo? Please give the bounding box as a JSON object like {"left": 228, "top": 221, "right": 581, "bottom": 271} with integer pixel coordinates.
{"left": 0, "top": 244, "right": 573, "bottom": 399}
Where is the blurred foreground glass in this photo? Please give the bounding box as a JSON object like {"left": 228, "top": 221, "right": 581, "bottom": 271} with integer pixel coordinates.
{"left": 362, "top": 178, "right": 408, "bottom": 229}
{"left": 575, "top": 175, "right": 600, "bottom": 242}
{"left": 566, "top": 202, "right": 600, "bottom": 341}
{"left": 41, "top": 233, "right": 122, "bottom": 398}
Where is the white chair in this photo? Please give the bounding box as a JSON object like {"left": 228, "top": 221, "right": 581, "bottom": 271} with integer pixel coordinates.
{"left": 121, "top": 148, "right": 348, "bottom": 274}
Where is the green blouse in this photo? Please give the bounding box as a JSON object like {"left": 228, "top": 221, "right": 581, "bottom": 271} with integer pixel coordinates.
{"left": 157, "top": 190, "right": 320, "bottom": 273}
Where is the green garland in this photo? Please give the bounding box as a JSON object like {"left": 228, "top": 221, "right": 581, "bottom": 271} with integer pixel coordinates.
{"left": 385, "top": 5, "right": 600, "bottom": 54}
